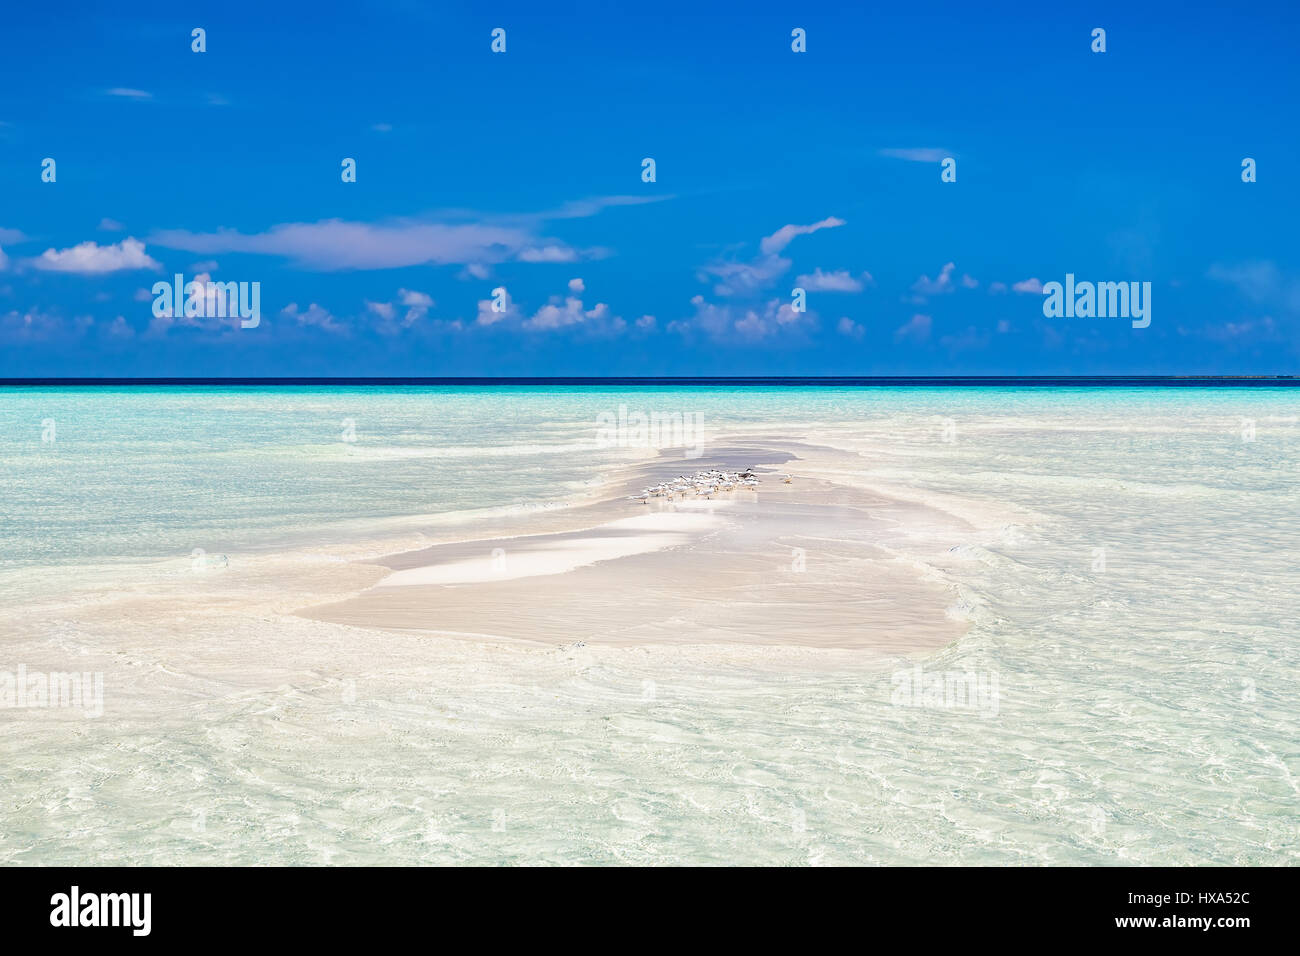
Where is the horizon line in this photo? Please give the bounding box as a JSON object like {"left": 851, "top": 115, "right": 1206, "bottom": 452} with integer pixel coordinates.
{"left": 3, "top": 376, "right": 1299, "bottom": 387}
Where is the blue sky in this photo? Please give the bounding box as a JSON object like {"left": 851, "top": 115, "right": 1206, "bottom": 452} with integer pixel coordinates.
{"left": 1, "top": 0, "right": 1297, "bottom": 376}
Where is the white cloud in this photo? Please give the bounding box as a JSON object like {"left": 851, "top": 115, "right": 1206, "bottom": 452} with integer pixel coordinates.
{"left": 912, "top": 262, "right": 957, "bottom": 297}
{"left": 699, "top": 254, "right": 791, "bottom": 297}
{"left": 837, "top": 317, "right": 865, "bottom": 339}
{"left": 151, "top": 219, "right": 580, "bottom": 272}
{"left": 146, "top": 273, "right": 249, "bottom": 333}
{"left": 281, "top": 302, "right": 344, "bottom": 332}
{"left": 148, "top": 197, "right": 660, "bottom": 273}
{"left": 759, "top": 217, "right": 846, "bottom": 256}
{"left": 796, "top": 268, "right": 869, "bottom": 293}
{"left": 568, "top": 277, "right": 585, "bottom": 293}
{"left": 878, "top": 148, "right": 949, "bottom": 163}
{"left": 699, "top": 217, "right": 847, "bottom": 298}
{"left": 476, "top": 290, "right": 517, "bottom": 326}
{"left": 105, "top": 315, "right": 134, "bottom": 338}
{"left": 30, "top": 237, "right": 160, "bottom": 274}
{"left": 894, "top": 313, "right": 932, "bottom": 343}
{"left": 670, "top": 294, "right": 813, "bottom": 342}
{"left": 98, "top": 218, "right": 124, "bottom": 232}
{"left": 1012, "top": 278, "right": 1043, "bottom": 294}
{"left": 524, "top": 295, "right": 624, "bottom": 334}
{"left": 0, "top": 308, "right": 70, "bottom": 341}
{"left": 398, "top": 288, "right": 433, "bottom": 309}
{"left": 517, "top": 244, "right": 579, "bottom": 263}
{"left": 105, "top": 88, "right": 152, "bottom": 99}
{"left": 363, "top": 289, "right": 434, "bottom": 333}
{"left": 365, "top": 300, "right": 395, "bottom": 321}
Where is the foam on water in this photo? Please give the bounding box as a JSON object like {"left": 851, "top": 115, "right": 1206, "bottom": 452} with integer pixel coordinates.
{"left": 1, "top": 386, "right": 1297, "bottom": 864}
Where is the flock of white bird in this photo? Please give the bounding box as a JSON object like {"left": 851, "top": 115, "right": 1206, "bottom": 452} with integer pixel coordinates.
{"left": 628, "top": 467, "right": 792, "bottom": 503}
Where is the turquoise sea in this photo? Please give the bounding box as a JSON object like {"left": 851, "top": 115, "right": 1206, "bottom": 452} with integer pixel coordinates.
{"left": 1, "top": 386, "right": 1297, "bottom": 864}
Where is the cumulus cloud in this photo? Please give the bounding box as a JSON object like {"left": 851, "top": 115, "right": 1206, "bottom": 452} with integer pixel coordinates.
{"left": 670, "top": 295, "right": 813, "bottom": 342}
{"left": 476, "top": 289, "right": 518, "bottom": 326}
{"left": 281, "top": 302, "right": 344, "bottom": 332}
{"left": 700, "top": 217, "right": 847, "bottom": 297}
{"left": 105, "top": 315, "right": 134, "bottom": 338}
{"left": 911, "top": 262, "right": 957, "bottom": 297}
{"left": 1012, "top": 278, "right": 1043, "bottom": 294}
{"left": 568, "top": 277, "right": 585, "bottom": 293}
{"left": 526, "top": 297, "right": 603, "bottom": 330}
{"left": 699, "top": 255, "right": 790, "bottom": 297}
{"left": 0, "top": 308, "right": 69, "bottom": 341}
{"left": 796, "top": 268, "right": 870, "bottom": 293}
{"left": 517, "top": 244, "right": 580, "bottom": 263}
{"left": 894, "top": 313, "right": 932, "bottom": 343}
{"left": 146, "top": 273, "right": 250, "bottom": 334}
{"left": 30, "top": 237, "right": 160, "bottom": 274}
{"left": 837, "top": 317, "right": 865, "bottom": 339}
{"left": 365, "top": 300, "right": 395, "bottom": 321}
{"left": 362, "top": 289, "right": 434, "bottom": 333}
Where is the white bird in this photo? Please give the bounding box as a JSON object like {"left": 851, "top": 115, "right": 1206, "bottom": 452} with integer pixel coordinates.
{"left": 631, "top": 467, "right": 761, "bottom": 505}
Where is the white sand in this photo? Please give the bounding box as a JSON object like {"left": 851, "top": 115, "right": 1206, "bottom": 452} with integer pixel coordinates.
{"left": 304, "top": 443, "right": 978, "bottom": 653}
{"left": 374, "top": 511, "right": 724, "bottom": 586}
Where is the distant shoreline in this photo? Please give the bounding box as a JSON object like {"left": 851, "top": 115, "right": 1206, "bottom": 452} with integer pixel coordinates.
{"left": 3, "top": 376, "right": 1299, "bottom": 388}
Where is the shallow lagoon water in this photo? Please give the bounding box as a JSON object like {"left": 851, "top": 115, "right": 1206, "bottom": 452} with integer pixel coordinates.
{"left": 1, "top": 387, "right": 1297, "bottom": 864}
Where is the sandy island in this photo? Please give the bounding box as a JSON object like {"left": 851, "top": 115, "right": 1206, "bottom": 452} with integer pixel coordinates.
{"left": 300, "top": 441, "right": 977, "bottom": 653}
